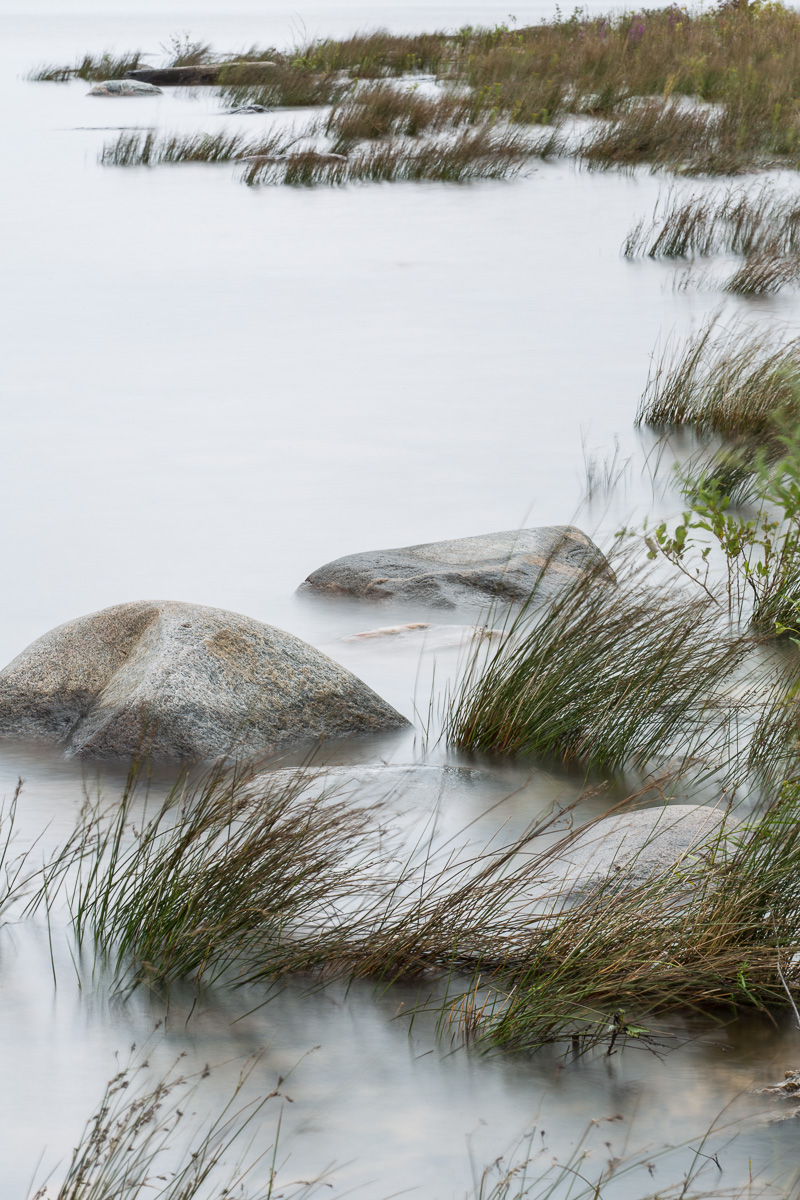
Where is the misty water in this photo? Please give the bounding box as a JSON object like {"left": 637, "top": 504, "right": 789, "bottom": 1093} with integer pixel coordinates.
{"left": 3, "top": 1, "right": 800, "bottom": 1195}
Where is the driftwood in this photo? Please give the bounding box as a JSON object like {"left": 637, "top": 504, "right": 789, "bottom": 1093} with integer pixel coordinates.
{"left": 125, "top": 62, "right": 277, "bottom": 86}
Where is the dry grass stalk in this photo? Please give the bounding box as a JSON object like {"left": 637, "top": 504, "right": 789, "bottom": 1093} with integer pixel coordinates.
{"left": 29, "top": 1049, "right": 319, "bottom": 1200}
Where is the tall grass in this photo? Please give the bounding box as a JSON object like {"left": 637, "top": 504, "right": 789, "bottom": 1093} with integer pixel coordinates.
{"left": 636, "top": 319, "right": 800, "bottom": 437}
{"left": 447, "top": 781, "right": 800, "bottom": 1053}
{"left": 100, "top": 127, "right": 305, "bottom": 167}
{"left": 290, "top": 30, "right": 452, "bottom": 77}
{"left": 445, "top": 546, "right": 748, "bottom": 774}
{"left": 241, "top": 126, "right": 538, "bottom": 186}
{"left": 325, "top": 82, "right": 471, "bottom": 152}
{"left": 100, "top": 122, "right": 539, "bottom": 185}
{"left": 33, "top": 7, "right": 800, "bottom": 174}
{"left": 725, "top": 247, "right": 800, "bottom": 296}
{"left": 28, "top": 51, "right": 143, "bottom": 82}
{"left": 625, "top": 184, "right": 800, "bottom": 260}
{"left": 38, "top": 758, "right": 380, "bottom": 991}
{"left": 218, "top": 66, "right": 353, "bottom": 110}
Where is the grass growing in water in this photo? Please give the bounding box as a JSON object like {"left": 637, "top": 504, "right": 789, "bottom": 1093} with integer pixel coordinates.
{"left": 242, "top": 126, "right": 538, "bottom": 186}
{"left": 218, "top": 65, "right": 354, "bottom": 110}
{"left": 624, "top": 184, "right": 800, "bottom": 294}
{"left": 100, "top": 122, "right": 539, "bottom": 185}
{"left": 636, "top": 319, "right": 800, "bottom": 438}
{"left": 38, "top": 758, "right": 379, "bottom": 991}
{"left": 445, "top": 546, "right": 747, "bottom": 773}
{"left": 625, "top": 184, "right": 800, "bottom": 260}
{"left": 37, "top": 6, "right": 800, "bottom": 174}
{"left": 28, "top": 51, "right": 144, "bottom": 82}
{"left": 452, "top": 782, "right": 800, "bottom": 1053}
{"left": 100, "top": 127, "right": 305, "bottom": 167}
{"left": 325, "top": 82, "right": 471, "bottom": 152}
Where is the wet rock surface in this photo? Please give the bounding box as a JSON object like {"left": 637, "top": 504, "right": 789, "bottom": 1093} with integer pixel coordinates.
{"left": 0, "top": 600, "right": 408, "bottom": 761}
{"left": 300, "top": 526, "right": 610, "bottom": 609}
{"left": 88, "top": 79, "right": 163, "bottom": 95}
{"left": 554, "top": 804, "right": 735, "bottom": 895}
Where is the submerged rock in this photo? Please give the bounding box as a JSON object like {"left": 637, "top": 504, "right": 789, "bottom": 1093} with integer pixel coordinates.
{"left": 0, "top": 600, "right": 408, "bottom": 761}
{"left": 300, "top": 526, "right": 610, "bottom": 610}
{"left": 88, "top": 79, "right": 163, "bottom": 96}
{"left": 554, "top": 804, "right": 735, "bottom": 896}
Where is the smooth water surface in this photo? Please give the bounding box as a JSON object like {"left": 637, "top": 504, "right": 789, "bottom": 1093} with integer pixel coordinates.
{"left": 3, "top": 3, "right": 800, "bottom": 1195}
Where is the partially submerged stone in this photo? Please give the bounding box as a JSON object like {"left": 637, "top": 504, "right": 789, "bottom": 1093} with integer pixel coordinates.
{"left": 125, "top": 63, "right": 277, "bottom": 86}
{"left": 0, "top": 601, "right": 408, "bottom": 761}
{"left": 554, "top": 804, "right": 735, "bottom": 896}
{"left": 88, "top": 79, "right": 162, "bottom": 96}
{"left": 301, "top": 526, "right": 610, "bottom": 610}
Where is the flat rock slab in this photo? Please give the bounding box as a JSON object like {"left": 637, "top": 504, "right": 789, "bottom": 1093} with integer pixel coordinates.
{"left": 301, "top": 526, "right": 610, "bottom": 610}
{"left": 0, "top": 601, "right": 408, "bottom": 762}
{"left": 554, "top": 804, "right": 734, "bottom": 896}
{"left": 125, "top": 63, "right": 277, "bottom": 86}
{"left": 89, "top": 79, "right": 162, "bottom": 96}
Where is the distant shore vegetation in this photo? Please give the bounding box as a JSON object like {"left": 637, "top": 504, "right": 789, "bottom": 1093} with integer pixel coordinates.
{"left": 27, "top": 5, "right": 800, "bottom": 185}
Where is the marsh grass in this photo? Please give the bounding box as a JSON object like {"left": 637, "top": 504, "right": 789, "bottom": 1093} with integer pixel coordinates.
{"left": 162, "top": 34, "right": 214, "bottom": 68}
{"left": 445, "top": 544, "right": 748, "bottom": 774}
{"left": 218, "top": 66, "right": 353, "bottom": 110}
{"left": 290, "top": 30, "right": 452, "bottom": 77}
{"left": 31, "top": 1046, "right": 767, "bottom": 1200}
{"left": 241, "top": 126, "right": 538, "bottom": 186}
{"left": 636, "top": 320, "right": 800, "bottom": 438}
{"left": 725, "top": 246, "right": 800, "bottom": 296}
{"left": 32, "top": 7, "right": 800, "bottom": 174}
{"left": 625, "top": 185, "right": 800, "bottom": 260}
{"left": 445, "top": 781, "right": 800, "bottom": 1053}
{"left": 625, "top": 186, "right": 800, "bottom": 295}
{"left": 28, "top": 744, "right": 800, "bottom": 1053}
{"left": 100, "top": 127, "right": 306, "bottom": 167}
{"left": 577, "top": 99, "right": 721, "bottom": 173}
{"left": 325, "top": 82, "right": 471, "bottom": 152}
{"left": 37, "top": 758, "right": 381, "bottom": 991}
{"left": 28, "top": 51, "right": 144, "bottom": 82}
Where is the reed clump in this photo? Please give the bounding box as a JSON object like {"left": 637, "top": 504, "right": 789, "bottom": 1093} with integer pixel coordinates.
{"left": 625, "top": 184, "right": 800, "bottom": 260}
{"left": 325, "top": 83, "right": 471, "bottom": 152}
{"left": 290, "top": 30, "right": 452, "bottom": 77}
{"left": 625, "top": 184, "right": 800, "bottom": 295}
{"left": 28, "top": 50, "right": 144, "bottom": 82}
{"left": 100, "top": 127, "right": 304, "bottom": 167}
{"left": 725, "top": 246, "right": 800, "bottom": 296}
{"left": 460, "top": 783, "right": 800, "bottom": 1053}
{"left": 445, "top": 546, "right": 747, "bottom": 773}
{"left": 241, "top": 125, "right": 537, "bottom": 187}
{"left": 218, "top": 65, "right": 354, "bottom": 110}
{"left": 637, "top": 319, "right": 800, "bottom": 438}
{"left": 39, "top": 759, "right": 380, "bottom": 991}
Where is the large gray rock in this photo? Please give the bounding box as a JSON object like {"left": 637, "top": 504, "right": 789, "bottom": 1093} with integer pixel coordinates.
{"left": 88, "top": 79, "right": 162, "bottom": 96}
{"left": 554, "top": 804, "right": 735, "bottom": 896}
{"left": 0, "top": 601, "right": 408, "bottom": 761}
{"left": 300, "top": 526, "right": 610, "bottom": 610}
